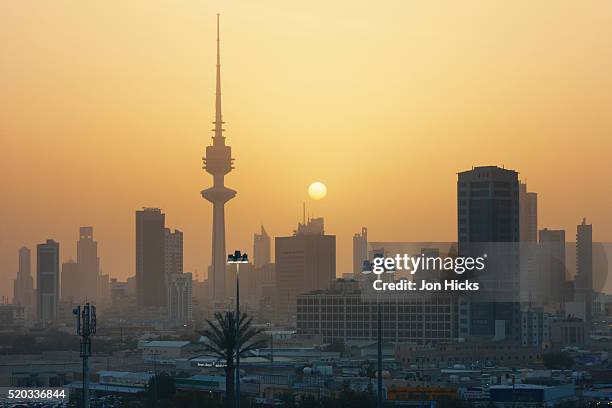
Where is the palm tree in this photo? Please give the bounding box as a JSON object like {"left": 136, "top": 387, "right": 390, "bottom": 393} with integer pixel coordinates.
{"left": 197, "top": 311, "right": 266, "bottom": 408}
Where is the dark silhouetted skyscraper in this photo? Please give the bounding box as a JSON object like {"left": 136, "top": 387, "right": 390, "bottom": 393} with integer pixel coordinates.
{"left": 136, "top": 208, "right": 166, "bottom": 308}
{"left": 37, "top": 239, "right": 60, "bottom": 326}
{"left": 458, "top": 166, "right": 520, "bottom": 244}
{"left": 457, "top": 166, "right": 520, "bottom": 341}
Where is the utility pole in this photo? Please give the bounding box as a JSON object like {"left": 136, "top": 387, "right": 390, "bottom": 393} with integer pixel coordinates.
{"left": 74, "top": 303, "right": 96, "bottom": 408}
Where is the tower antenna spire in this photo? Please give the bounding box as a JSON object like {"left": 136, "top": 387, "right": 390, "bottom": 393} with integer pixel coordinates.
{"left": 213, "top": 13, "right": 224, "bottom": 144}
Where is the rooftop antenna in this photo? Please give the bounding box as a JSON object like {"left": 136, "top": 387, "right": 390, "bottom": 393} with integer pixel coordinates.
{"left": 302, "top": 202, "right": 306, "bottom": 225}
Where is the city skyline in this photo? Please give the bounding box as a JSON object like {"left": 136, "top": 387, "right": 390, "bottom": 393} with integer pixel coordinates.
{"left": 2, "top": 1, "right": 612, "bottom": 300}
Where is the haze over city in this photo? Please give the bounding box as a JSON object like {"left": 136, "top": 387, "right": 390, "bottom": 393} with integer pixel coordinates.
{"left": 2, "top": 0, "right": 612, "bottom": 300}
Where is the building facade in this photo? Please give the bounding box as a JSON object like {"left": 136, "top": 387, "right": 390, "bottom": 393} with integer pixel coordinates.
{"left": 297, "top": 279, "right": 454, "bottom": 344}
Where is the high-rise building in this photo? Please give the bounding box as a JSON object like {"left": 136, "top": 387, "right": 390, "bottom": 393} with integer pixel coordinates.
{"left": 201, "top": 15, "right": 236, "bottom": 302}
{"left": 252, "top": 227, "right": 276, "bottom": 317}
{"left": 519, "top": 182, "right": 538, "bottom": 242}
{"left": 164, "top": 229, "right": 183, "bottom": 276}
{"left": 457, "top": 166, "right": 521, "bottom": 341}
{"left": 576, "top": 219, "right": 593, "bottom": 293}
{"left": 167, "top": 272, "right": 193, "bottom": 326}
{"left": 60, "top": 260, "right": 81, "bottom": 302}
{"left": 13, "top": 247, "right": 34, "bottom": 317}
{"left": 136, "top": 208, "right": 166, "bottom": 308}
{"left": 539, "top": 228, "right": 566, "bottom": 307}
{"left": 253, "top": 226, "right": 271, "bottom": 268}
{"left": 275, "top": 217, "right": 335, "bottom": 320}
{"left": 77, "top": 227, "right": 100, "bottom": 302}
{"left": 352, "top": 227, "right": 368, "bottom": 277}
{"left": 37, "top": 239, "right": 60, "bottom": 326}
{"left": 575, "top": 218, "right": 593, "bottom": 326}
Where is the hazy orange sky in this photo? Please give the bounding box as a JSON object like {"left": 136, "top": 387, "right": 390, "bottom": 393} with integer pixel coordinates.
{"left": 1, "top": 1, "right": 611, "bottom": 299}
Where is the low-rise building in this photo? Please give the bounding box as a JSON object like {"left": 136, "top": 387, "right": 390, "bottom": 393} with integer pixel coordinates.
{"left": 549, "top": 317, "right": 587, "bottom": 349}
{"left": 489, "top": 383, "right": 575, "bottom": 407}
{"left": 139, "top": 340, "right": 196, "bottom": 361}
{"left": 395, "top": 339, "right": 542, "bottom": 368}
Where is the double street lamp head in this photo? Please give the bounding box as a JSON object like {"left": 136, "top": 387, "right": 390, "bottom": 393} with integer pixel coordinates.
{"left": 227, "top": 250, "right": 249, "bottom": 264}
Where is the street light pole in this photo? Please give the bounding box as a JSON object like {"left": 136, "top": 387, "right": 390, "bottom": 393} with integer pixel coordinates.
{"left": 236, "top": 263, "right": 240, "bottom": 408}
{"left": 363, "top": 256, "right": 385, "bottom": 408}
{"left": 228, "top": 250, "right": 248, "bottom": 408}
{"left": 377, "top": 299, "right": 383, "bottom": 408}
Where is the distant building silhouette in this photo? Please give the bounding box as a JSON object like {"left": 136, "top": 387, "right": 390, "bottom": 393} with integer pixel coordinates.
{"left": 253, "top": 226, "right": 271, "bottom": 268}
{"left": 167, "top": 272, "right": 193, "bottom": 326}
{"left": 576, "top": 219, "right": 593, "bottom": 293}
{"left": 136, "top": 208, "right": 166, "bottom": 308}
{"left": 251, "top": 226, "right": 276, "bottom": 321}
{"left": 519, "top": 182, "right": 538, "bottom": 242}
{"left": 275, "top": 217, "right": 335, "bottom": 321}
{"left": 538, "top": 228, "right": 566, "bottom": 307}
{"left": 201, "top": 15, "right": 236, "bottom": 303}
{"left": 37, "top": 239, "right": 60, "bottom": 326}
{"left": 110, "top": 278, "right": 129, "bottom": 309}
{"left": 77, "top": 226, "right": 100, "bottom": 302}
{"left": 164, "top": 228, "right": 183, "bottom": 276}
{"left": 457, "top": 166, "right": 521, "bottom": 341}
{"left": 60, "top": 260, "right": 80, "bottom": 302}
{"left": 13, "top": 247, "right": 34, "bottom": 319}
{"left": 98, "top": 273, "right": 110, "bottom": 306}
{"left": 352, "top": 227, "right": 368, "bottom": 277}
